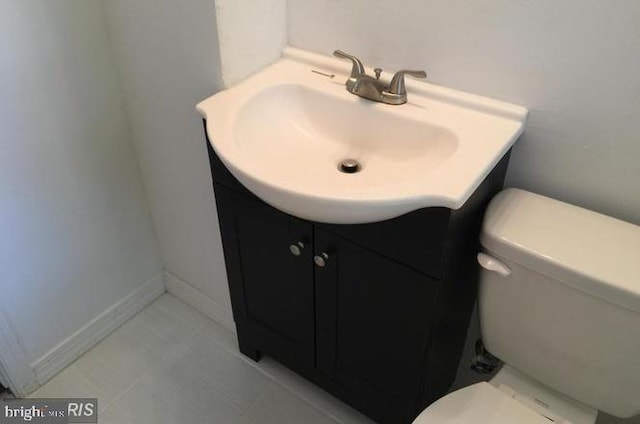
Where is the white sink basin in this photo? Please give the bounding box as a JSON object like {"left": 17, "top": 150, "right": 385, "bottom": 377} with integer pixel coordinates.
{"left": 197, "top": 48, "right": 527, "bottom": 224}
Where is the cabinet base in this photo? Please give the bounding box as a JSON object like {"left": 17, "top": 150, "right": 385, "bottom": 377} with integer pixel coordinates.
{"left": 237, "top": 333, "right": 261, "bottom": 362}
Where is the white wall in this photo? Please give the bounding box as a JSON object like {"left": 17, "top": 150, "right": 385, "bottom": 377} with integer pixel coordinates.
{"left": 0, "top": 0, "right": 161, "bottom": 366}
{"left": 215, "top": 0, "right": 287, "bottom": 86}
{"left": 288, "top": 0, "right": 640, "bottom": 225}
{"left": 101, "top": 1, "right": 232, "bottom": 317}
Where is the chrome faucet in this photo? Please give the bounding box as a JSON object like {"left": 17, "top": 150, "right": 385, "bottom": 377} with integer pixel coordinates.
{"left": 333, "top": 49, "right": 426, "bottom": 105}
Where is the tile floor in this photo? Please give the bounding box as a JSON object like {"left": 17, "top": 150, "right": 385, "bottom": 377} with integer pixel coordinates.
{"left": 30, "top": 294, "right": 373, "bottom": 424}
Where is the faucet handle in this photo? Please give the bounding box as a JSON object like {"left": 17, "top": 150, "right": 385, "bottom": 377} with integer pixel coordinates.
{"left": 333, "top": 49, "right": 366, "bottom": 78}
{"left": 388, "top": 70, "right": 427, "bottom": 95}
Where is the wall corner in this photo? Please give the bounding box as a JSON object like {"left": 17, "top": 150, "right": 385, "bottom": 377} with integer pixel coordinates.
{"left": 214, "top": 0, "right": 287, "bottom": 87}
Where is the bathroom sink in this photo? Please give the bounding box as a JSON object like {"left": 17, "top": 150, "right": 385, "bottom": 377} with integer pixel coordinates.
{"left": 197, "top": 48, "right": 527, "bottom": 224}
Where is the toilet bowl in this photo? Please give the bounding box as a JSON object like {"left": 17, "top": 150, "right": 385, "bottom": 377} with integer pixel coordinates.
{"left": 413, "top": 188, "right": 640, "bottom": 424}
{"left": 414, "top": 366, "right": 597, "bottom": 424}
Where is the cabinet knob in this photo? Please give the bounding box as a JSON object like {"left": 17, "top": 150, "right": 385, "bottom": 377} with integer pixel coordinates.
{"left": 289, "top": 242, "right": 305, "bottom": 256}
{"left": 314, "top": 252, "right": 329, "bottom": 268}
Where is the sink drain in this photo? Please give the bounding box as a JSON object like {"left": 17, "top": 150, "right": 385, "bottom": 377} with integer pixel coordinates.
{"left": 338, "top": 159, "right": 362, "bottom": 174}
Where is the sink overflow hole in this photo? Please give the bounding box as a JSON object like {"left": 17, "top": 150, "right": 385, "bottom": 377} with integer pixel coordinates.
{"left": 338, "top": 159, "right": 362, "bottom": 174}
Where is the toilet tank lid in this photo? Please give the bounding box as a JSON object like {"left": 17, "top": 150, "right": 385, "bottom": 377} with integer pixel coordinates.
{"left": 481, "top": 188, "right": 640, "bottom": 314}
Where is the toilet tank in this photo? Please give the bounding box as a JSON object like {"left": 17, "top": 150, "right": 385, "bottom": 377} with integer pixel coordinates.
{"left": 478, "top": 188, "right": 640, "bottom": 418}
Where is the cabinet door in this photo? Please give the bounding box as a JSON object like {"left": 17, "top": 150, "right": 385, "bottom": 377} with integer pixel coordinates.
{"left": 314, "top": 228, "right": 440, "bottom": 423}
{"left": 214, "top": 185, "right": 315, "bottom": 371}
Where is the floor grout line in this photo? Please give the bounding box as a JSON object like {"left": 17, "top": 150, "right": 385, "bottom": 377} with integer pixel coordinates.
{"left": 235, "top": 381, "right": 274, "bottom": 423}
{"left": 33, "top": 294, "right": 366, "bottom": 424}
{"left": 190, "top": 324, "right": 354, "bottom": 423}
{"left": 82, "top": 298, "right": 207, "bottom": 413}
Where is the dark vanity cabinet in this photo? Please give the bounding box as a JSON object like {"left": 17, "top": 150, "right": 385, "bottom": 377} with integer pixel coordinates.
{"left": 214, "top": 186, "right": 316, "bottom": 371}
{"left": 205, "top": 125, "right": 510, "bottom": 423}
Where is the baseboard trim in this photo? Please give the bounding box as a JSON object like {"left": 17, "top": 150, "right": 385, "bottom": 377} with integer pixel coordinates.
{"left": 164, "top": 271, "right": 235, "bottom": 333}
{"left": 31, "top": 273, "right": 165, "bottom": 386}
{"left": 0, "top": 310, "right": 38, "bottom": 397}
